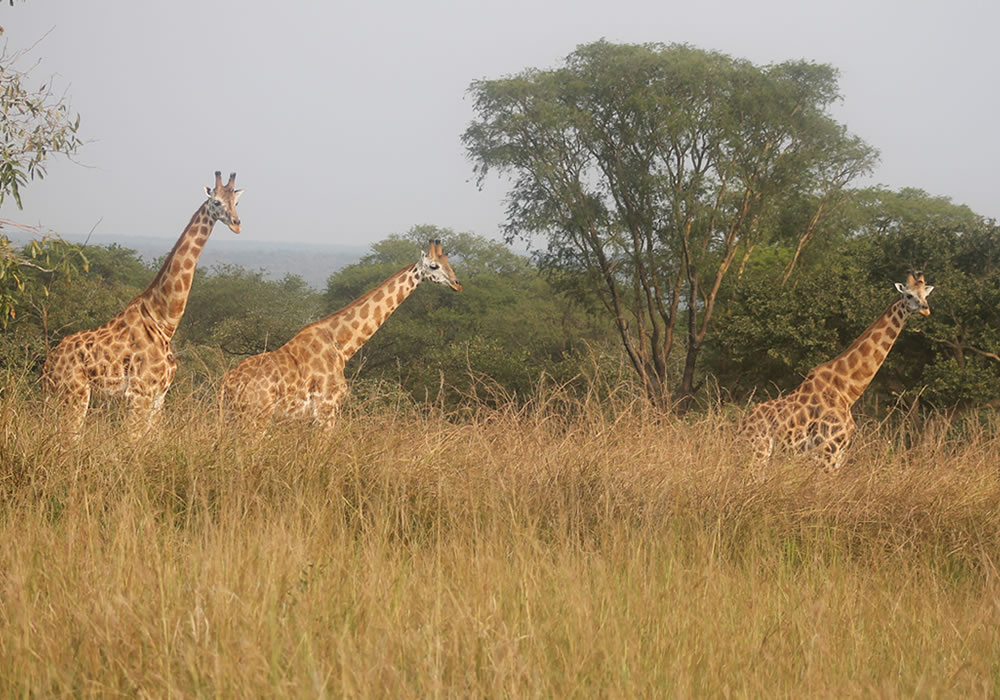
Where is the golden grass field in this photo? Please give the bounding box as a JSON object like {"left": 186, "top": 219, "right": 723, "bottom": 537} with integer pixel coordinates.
{"left": 1, "top": 374, "right": 998, "bottom": 697}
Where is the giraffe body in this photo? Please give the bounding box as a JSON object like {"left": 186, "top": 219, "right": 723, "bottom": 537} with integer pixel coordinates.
{"left": 220, "top": 240, "right": 461, "bottom": 430}
{"left": 43, "top": 172, "right": 244, "bottom": 436}
{"left": 738, "top": 272, "right": 934, "bottom": 473}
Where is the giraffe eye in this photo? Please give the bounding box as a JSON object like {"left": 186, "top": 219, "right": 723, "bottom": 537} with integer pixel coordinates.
{"left": 429, "top": 263, "right": 440, "bottom": 270}
{"left": 213, "top": 199, "right": 222, "bottom": 206}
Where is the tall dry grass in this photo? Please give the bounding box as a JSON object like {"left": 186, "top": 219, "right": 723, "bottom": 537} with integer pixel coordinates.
{"left": 1, "top": 374, "right": 998, "bottom": 697}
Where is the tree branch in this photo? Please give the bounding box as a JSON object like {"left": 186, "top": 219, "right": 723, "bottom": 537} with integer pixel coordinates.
{"left": 912, "top": 328, "right": 1000, "bottom": 364}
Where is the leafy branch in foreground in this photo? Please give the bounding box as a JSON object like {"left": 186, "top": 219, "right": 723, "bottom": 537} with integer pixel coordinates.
{"left": 0, "top": 26, "right": 83, "bottom": 208}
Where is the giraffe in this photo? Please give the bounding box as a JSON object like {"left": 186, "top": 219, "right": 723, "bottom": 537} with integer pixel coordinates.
{"left": 219, "top": 239, "right": 462, "bottom": 430}
{"left": 43, "top": 171, "right": 244, "bottom": 436}
{"left": 737, "top": 272, "right": 935, "bottom": 473}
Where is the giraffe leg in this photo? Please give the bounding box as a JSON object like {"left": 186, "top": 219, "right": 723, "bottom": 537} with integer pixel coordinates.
{"left": 148, "top": 391, "right": 168, "bottom": 432}
{"left": 824, "top": 419, "right": 855, "bottom": 474}
{"left": 317, "top": 377, "right": 349, "bottom": 432}
{"left": 125, "top": 396, "right": 154, "bottom": 438}
{"left": 748, "top": 434, "right": 774, "bottom": 482}
{"left": 124, "top": 383, "right": 163, "bottom": 439}
{"left": 742, "top": 433, "right": 770, "bottom": 465}
{"left": 807, "top": 413, "right": 854, "bottom": 474}
{"left": 61, "top": 386, "right": 91, "bottom": 438}
{"left": 736, "top": 415, "right": 774, "bottom": 481}
{"left": 44, "top": 369, "right": 91, "bottom": 438}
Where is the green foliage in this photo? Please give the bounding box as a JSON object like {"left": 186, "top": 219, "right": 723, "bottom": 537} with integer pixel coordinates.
{"left": 324, "top": 226, "right": 615, "bottom": 406}
{"left": 80, "top": 243, "right": 151, "bottom": 288}
{"left": 711, "top": 249, "right": 853, "bottom": 400}
{"left": 0, "top": 233, "right": 84, "bottom": 325}
{"left": 710, "top": 188, "right": 1000, "bottom": 411}
{"left": 0, "top": 34, "right": 82, "bottom": 208}
{"left": 176, "top": 265, "right": 323, "bottom": 356}
{"left": 0, "top": 240, "right": 133, "bottom": 370}
{"left": 847, "top": 189, "right": 1000, "bottom": 409}
{"left": 464, "top": 40, "right": 876, "bottom": 409}
{"left": 0, "top": 25, "right": 85, "bottom": 339}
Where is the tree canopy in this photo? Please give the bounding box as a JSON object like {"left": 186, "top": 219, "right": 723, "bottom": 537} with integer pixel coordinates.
{"left": 464, "top": 40, "right": 877, "bottom": 410}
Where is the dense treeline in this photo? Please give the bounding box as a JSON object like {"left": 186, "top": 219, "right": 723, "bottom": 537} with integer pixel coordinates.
{"left": 2, "top": 187, "right": 998, "bottom": 414}
{"left": 1, "top": 39, "right": 997, "bottom": 415}
{"left": 714, "top": 188, "right": 1000, "bottom": 412}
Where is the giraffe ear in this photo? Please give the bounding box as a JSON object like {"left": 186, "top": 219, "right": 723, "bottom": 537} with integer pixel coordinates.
{"left": 924, "top": 285, "right": 934, "bottom": 295}
{"left": 233, "top": 189, "right": 244, "bottom": 203}
{"left": 204, "top": 186, "right": 213, "bottom": 198}
{"left": 894, "top": 282, "right": 907, "bottom": 294}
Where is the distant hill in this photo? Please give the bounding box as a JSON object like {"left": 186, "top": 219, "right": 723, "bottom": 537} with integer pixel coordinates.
{"left": 4, "top": 232, "right": 368, "bottom": 290}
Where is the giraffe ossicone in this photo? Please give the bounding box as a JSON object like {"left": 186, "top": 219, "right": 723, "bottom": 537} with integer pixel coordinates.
{"left": 737, "top": 271, "right": 935, "bottom": 474}
{"left": 219, "top": 239, "right": 462, "bottom": 430}
{"left": 42, "top": 171, "right": 244, "bottom": 437}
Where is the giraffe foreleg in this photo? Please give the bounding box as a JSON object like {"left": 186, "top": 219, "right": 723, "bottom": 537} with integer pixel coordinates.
{"left": 60, "top": 386, "right": 91, "bottom": 438}
{"left": 823, "top": 418, "right": 856, "bottom": 474}
{"left": 315, "top": 375, "right": 349, "bottom": 432}
{"left": 124, "top": 372, "right": 171, "bottom": 438}
{"left": 43, "top": 366, "right": 91, "bottom": 438}
{"left": 125, "top": 390, "right": 158, "bottom": 439}
{"left": 749, "top": 434, "right": 774, "bottom": 466}
{"left": 809, "top": 427, "right": 850, "bottom": 474}
{"left": 737, "top": 413, "right": 775, "bottom": 481}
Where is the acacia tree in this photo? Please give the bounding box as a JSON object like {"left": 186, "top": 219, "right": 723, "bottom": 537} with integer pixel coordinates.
{"left": 464, "top": 40, "right": 876, "bottom": 410}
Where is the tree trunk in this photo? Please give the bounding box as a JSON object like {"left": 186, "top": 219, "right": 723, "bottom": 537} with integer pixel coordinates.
{"left": 676, "top": 339, "right": 700, "bottom": 414}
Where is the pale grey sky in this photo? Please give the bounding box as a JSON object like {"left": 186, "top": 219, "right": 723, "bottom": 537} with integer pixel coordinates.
{"left": 2, "top": 0, "right": 997, "bottom": 247}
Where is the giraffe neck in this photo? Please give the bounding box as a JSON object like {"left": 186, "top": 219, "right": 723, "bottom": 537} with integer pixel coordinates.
{"left": 139, "top": 201, "right": 216, "bottom": 336}
{"left": 321, "top": 263, "right": 422, "bottom": 360}
{"left": 817, "top": 299, "right": 910, "bottom": 405}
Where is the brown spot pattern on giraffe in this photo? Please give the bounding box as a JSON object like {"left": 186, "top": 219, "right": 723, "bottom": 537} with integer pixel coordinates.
{"left": 220, "top": 255, "right": 460, "bottom": 429}
{"left": 738, "top": 297, "right": 925, "bottom": 473}
{"left": 43, "top": 183, "right": 241, "bottom": 434}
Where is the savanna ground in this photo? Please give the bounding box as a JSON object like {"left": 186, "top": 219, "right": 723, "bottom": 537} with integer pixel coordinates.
{"left": 1, "top": 371, "right": 998, "bottom": 697}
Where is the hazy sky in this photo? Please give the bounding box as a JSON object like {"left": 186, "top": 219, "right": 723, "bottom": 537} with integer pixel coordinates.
{"left": 2, "top": 0, "right": 997, "bottom": 248}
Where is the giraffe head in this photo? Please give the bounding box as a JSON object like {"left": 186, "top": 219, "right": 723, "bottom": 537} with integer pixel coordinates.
{"left": 203, "top": 171, "right": 244, "bottom": 233}
{"left": 894, "top": 271, "right": 935, "bottom": 316}
{"left": 417, "top": 239, "right": 462, "bottom": 291}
